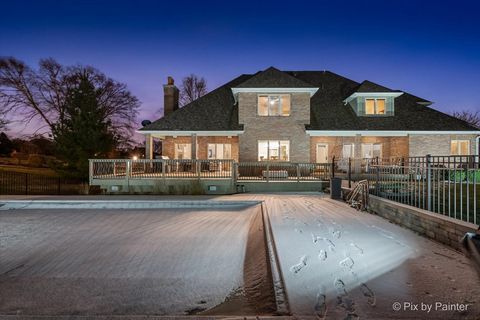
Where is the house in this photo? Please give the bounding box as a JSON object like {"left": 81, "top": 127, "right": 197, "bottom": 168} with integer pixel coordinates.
{"left": 139, "top": 67, "right": 480, "bottom": 164}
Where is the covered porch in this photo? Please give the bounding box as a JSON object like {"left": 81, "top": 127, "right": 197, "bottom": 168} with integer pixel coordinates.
{"left": 142, "top": 132, "right": 241, "bottom": 161}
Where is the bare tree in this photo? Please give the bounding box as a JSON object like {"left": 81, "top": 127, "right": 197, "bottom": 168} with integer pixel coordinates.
{"left": 452, "top": 110, "right": 480, "bottom": 129}
{"left": 0, "top": 57, "right": 140, "bottom": 146}
{"left": 179, "top": 74, "right": 207, "bottom": 107}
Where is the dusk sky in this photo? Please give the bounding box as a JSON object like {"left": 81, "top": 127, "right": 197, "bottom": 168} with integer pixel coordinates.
{"left": 1, "top": 0, "right": 480, "bottom": 138}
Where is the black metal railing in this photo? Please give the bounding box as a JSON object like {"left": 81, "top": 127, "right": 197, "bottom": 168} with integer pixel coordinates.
{"left": 0, "top": 170, "right": 88, "bottom": 195}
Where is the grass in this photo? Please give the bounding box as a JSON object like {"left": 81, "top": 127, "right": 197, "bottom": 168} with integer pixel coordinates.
{"left": 0, "top": 164, "right": 59, "bottom": 177}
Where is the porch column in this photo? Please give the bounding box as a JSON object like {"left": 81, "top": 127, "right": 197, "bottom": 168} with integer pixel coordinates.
{"left": 145, "top": 134, "right": 153, "bottom": 159}
{"left": 354, "top": 134, "right": 362, "bottom": 173}
{"left": 191, "top": 133, "right": 197, "bottom": 160}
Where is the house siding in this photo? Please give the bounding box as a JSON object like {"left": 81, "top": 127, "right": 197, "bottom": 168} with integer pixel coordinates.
{"left": 237, "top": 92, "right": 311, "bottom": 162}
{"left": 408, "top": 134, "right": 478, "bottom": 157}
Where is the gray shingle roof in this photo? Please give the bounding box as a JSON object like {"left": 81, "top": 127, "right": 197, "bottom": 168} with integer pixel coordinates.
{"left": 353, "top": 80, "right": 402, "bottom": 93}
{"left": 235, "top": 67, "right": 316, "bottom": 88}
{"left": 140, "top": 68, "right": 478, "bottom": 132}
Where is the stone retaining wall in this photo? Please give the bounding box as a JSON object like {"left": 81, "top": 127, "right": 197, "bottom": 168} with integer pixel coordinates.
{"left": 368, "top": 194, "right": 478, "bottom": 250}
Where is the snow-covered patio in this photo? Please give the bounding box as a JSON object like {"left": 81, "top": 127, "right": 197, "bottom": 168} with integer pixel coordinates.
{"left": 263, "top": 194, "right": 480, "bottom": 319}
{"left": 0, "top": 193, "right": 479, "bottom": 319}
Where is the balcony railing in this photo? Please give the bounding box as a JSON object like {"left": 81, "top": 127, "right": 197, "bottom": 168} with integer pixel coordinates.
{"left": 89, "top": 159, "right": 331, "bottom": 183}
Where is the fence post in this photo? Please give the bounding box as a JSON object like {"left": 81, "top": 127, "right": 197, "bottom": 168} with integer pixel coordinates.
{"left": 426, "top": 154, "right": 432, "bottom": 211}
{"left": 25, "top": 173, "right": 28, "bottom": 195}
{"left": 375, "top": 166, "right": 380, "bottom": 195}
{"left": 331, "top": 156, "right": 335, "bottom": 178}
{"left": 266, "top": 162, "right": 270, "bottom": 183}
{"left": 196, "top": 160, "right": 201, "bottom": 181}
{"left": 125, "top": 160, "right": 131, "bottom": 190}
{"left": 348, "top": 157, "right": 352, "bottom": 188}
{"left": 88, "top": 159, "right": 93, "bottom": 185}
{"left": 296, "top": 163, "right": 300, "bottom": 182}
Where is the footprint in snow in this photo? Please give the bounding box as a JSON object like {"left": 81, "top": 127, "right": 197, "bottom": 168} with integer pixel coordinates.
{"left": 334, "top": 279, "right": 357, "bottom": 318}
{"left": 318, "top": 250, "right": 327, "bottom": 261}
{"left": 340, "top": 257, "right": 355, "bottom": 270}
{"left": 314, "top": 287, "right": 328, "bottom": 319}
{"left": 312, "top": 234, "right": 336, "bottom": 251}
{"left": 294, "top": 228, "right": 303, "bottom": 234}
{"left": 360, "top": 283, "right": 376, "bottom": 306}
{"left": 330, "top": 228, "right": 341, "bottom": 239}
{"left": 290, "top": 255, "right": 308, "bottom": 274}
{"left": 350, "top": 243, "right": 364, "bottom": 255}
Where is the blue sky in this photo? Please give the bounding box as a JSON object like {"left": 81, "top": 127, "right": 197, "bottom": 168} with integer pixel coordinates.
{"left": 1, "top": 0, "right": 479, "bottom": 136}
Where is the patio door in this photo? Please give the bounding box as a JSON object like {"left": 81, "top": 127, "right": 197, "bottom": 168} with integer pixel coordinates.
{"left": 316, "top": 144, "right": 328, "bottom": 163}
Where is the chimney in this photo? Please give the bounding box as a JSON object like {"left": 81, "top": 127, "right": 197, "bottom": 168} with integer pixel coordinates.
{"left": 163, "top": 76, "right": 179, "bottom": 117}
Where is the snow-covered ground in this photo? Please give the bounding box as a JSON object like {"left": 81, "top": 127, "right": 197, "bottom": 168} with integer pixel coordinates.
{"left": 0, "top": 205, "right": 268, "bottom": 315}
{"left": 265, "top": 194, "right": 480, "bottom": 319}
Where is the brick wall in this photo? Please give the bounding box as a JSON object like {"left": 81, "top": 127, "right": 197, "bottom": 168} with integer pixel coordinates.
{"left": 409, "top": 134, "right": 478, "bottom": 157}
{"left": 238, "top": 92, "right": 311, "bottom": 162}
{"left": 309, "top": 136, "right": 409, "bottom": 162}
{"left": 161, "top": 136, "right": 239, "bottom": 160}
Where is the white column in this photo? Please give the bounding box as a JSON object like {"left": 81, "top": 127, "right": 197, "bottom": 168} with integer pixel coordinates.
{"left": 145, "top": 134, "right": 153, "bottom": 159}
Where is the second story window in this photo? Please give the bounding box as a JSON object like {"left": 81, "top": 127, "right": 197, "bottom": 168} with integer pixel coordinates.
{"left": 258, "top": 94, "right": 290, "bottom": 116}
{"left": 365, "top": 98, "right": 386, "bottom": 115}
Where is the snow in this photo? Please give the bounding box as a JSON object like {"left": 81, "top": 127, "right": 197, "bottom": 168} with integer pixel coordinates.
{"left": 0, "top": 206, "right": 264, "bottom": 315}
{"left": 265, "top": 194, "right": 480, "bottom": 319}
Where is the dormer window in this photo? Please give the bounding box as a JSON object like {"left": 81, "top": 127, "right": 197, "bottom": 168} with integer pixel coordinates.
{"left": 365, "top": 98, "right": 386, "bottom": 115}
{"left": 258, "top": 94, "right": 290, "bottom": 116}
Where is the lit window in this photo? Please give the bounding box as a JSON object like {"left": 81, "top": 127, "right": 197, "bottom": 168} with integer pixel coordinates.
{"left": 342, "top": 144, "right": 355, "bottom": 158}
{"left": 258, "top": 140, "right": 290, "bottom": 161}
{"left": 365, "top": 98, "right": 386, "bottom": 115}
{"left": 208, "top": 144, "right": 232, "bottom": 159}
{"left": 175, "top": 143, "right": 192, "bottom": 159}
{"left": 258, "top": 95, "right": 290, "bottom": 116}
{"left": 362, "top": 143, "right": 382, "bottom": 158}
{"left": 451, "top": 140, "right": 470, "bottom": 155}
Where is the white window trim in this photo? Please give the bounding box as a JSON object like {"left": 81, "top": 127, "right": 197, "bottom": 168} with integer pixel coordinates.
{"left": 361, "top": 143, "right": 383, "bottom": 158}
{"left": 258, "top": 140, "right": 290, "bottom": 161}
{"left": 207, "top": 143, "right": 232, "bottom": 159}
{"left": 365, "top": 98, "right": 386, "bottom": 115}
{"left": 257, "top": 94, "right": 291, "bottom": 117}
{"left": 451, "top": 139, "right": 470, "bottom": 155}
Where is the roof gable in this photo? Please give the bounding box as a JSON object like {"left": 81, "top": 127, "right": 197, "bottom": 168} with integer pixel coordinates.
{"left": 235, "top": 66, "right": 315, "bottom": 88}
{"left": 354, "top": 80, "right": 401, "bottom": 93}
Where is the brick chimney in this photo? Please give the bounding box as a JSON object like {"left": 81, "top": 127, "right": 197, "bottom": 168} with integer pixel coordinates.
{"left": 163, "top": 76, "right": 179, "bottom": 116}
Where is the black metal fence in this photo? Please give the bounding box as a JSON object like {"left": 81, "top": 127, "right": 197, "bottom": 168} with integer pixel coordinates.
{"left": 369, "top": 163, "right": 479, "bottom": 225}
{"left": 0, "top": 170, "right": 88, "bottom": 195}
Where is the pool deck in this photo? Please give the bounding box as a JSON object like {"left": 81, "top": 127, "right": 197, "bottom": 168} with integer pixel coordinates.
{"left": 1, "top": 193, "right": 479, "bottom": 319}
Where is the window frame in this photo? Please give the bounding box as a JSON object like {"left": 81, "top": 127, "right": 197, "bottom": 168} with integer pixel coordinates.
{"left": 364, "top": 98, "right": 387, "bottom": 116}
{"left": 174, "top": 143, "right": 192, "bottom": 159}
{"left": 450, "top": 139, "right": 470, "bottom": 155}
{"left": 257, "top": 140, "right": 290, "bottom": 161}
{"left": 361, "top": 143, "right": 382, "bottom": 158}
{"left": 257, "top": 94, "right": 291, "bottom": 117}
{"left": 207, "top": 143, "right": 232, "bottom": 159}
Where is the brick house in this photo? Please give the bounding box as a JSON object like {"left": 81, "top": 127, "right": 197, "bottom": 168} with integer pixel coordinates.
{"left": 139, "top": 67, "right": 480, "bottom": 163}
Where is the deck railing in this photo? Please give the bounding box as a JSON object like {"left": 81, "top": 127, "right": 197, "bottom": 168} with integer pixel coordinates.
{"left": 90, "top": 159, "right": 235, "bottom": 184}
{"left": 236, "top": 161, "right": 330, "bottom": 181}
{"left": 90, "top": 159, "right": 331, "bottom": 183}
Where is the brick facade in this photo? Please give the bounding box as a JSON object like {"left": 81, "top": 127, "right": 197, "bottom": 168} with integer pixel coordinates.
{"left": 161, "top": 136, "right": 239, "bottom": 160}
{"left": 237, "top": 92, "right": 311, "bottom": 162}
{"left": 309, "top": 136, "right": 409, "bottom": 162}
{"left": 408, "top": 134, "right": 478, "bottom": 157}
